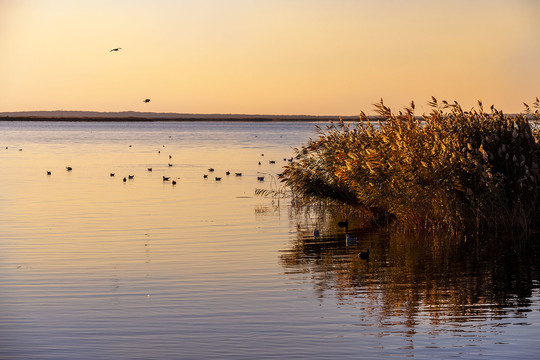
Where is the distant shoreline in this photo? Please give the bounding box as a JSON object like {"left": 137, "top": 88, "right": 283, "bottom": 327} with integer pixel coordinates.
{"left": 1, "top": 114, "right": 531, "bottom": 122}
{"left": 0, "top": 110, "right": 367, "bottom": 122}
{"left": 0, "top": 116, "right": 364, "bottom": 122}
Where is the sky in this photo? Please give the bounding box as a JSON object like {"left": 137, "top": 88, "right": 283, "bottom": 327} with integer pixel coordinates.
{"left": 1, "top": 0, "right": 540, "bottom": 116}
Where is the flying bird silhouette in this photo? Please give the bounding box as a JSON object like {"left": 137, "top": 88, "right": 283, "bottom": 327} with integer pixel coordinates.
{"left": 110, "top": 48, "right": 122, "bottom": 52}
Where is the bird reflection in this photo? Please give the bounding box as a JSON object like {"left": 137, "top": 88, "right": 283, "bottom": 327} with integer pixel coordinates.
{"left": 345, "top": 233, "right": 357, "bottom": 246}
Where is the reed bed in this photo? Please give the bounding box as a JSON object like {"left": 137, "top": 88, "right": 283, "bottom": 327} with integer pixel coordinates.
{"left": 281, "top": 98, "right": 540, "bottom": 234}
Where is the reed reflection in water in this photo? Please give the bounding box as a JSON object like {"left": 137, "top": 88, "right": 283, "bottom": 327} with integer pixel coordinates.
{"left": 281, "top": 209, "right": 540, "bottom": 353}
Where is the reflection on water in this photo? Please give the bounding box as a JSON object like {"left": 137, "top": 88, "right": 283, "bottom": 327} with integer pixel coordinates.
{"left": 283, "top": 211, "right": 540, "bottom": 327}
{"left": 1, "top": 121, "right": 539, "bottom": 359}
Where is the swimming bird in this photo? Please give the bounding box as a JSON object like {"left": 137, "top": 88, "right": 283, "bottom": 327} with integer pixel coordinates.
{"left": 168, "top": 163, "right": 173, "bottom": 167}
{"left": 235, "top": 173, "right": 242, "bottom": 176}
{"left": 147, "top": 168, "right": 152, "bottom": 171}
{"left": 258, "top": 162, "right": 261, "bottom": 165}
{"left": 269, "top": 160, "right": 276, "bottom": 164}
{"left": 203, "top": 174, "right": 208, "bottom": 178}
{"left": 257, "top": 176, "right": 264, "bottom": 181}
{"left": 226, "top": 171, "right": 230, "bottom": 175}
{"left": 338, "top": 220, "right": 349, "bottom": 230}
{"left": 110, "top": 47, "right": 122, "bottom": 52}
{"left": 172, "top": 180, "right": 176, "bottom": 185}
{"left": 128, "top": 175, "right": 134, "bottom": 179}
{"left": 163, "top": 176, "right": 170, "bottom": 181}
{"left": 110, "top": 173, "right": 115, "bottom": 177}
{"left": 143, "top": 99, "right": 151, "bottom": 103}
{"left": 66, "top": 166, "right": 72, "bottom": 171}
{"left": 358, "top": 248, "right": 370, "bottom": 260}
{"left": 46, "top": 171, "right": 51, "bottom": 175}
{"left": 208, "top": 168, "right": 214, "bottom": 172}
{"left": 215, "top": 177, "right": 222, "bottom": 181}
{"left": 169, "top": 155, "right": 172, "bottom": 159}
{"left": 123, "top": 177, "right": 127, "bottom": 182}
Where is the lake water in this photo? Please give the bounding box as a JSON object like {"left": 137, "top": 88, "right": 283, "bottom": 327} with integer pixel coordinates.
{"left": 0, "top": 121, "right": 539, "bottom": 359}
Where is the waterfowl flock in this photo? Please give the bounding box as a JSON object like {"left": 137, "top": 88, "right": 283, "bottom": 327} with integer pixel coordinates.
{"left": 39, "top": 148, "right": 286, "bottom": 189}
{"left": 36, "top": 147, "right": 368, "bottom": 259}
{"left": 13, "top": 143, "right": 367, "bottom": 262}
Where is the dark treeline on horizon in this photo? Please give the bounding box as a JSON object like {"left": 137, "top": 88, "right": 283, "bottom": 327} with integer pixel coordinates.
{"left": 0, "top": 110, "right": 365, "bottom": 122}
{"left": 0, "top": 116, "right": 367, "bottom": 122}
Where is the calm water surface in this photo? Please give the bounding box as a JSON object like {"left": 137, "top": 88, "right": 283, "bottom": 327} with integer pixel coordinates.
{"left": 0, "top": 121, "right": 539, "bottom": 359}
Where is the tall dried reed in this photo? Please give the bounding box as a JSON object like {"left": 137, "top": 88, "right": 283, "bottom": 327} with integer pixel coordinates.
{"left": 281, "top": 98, "right": 540, "bottom": 234}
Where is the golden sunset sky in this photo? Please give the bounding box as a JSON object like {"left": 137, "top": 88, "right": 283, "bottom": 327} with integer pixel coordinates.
{"left": 1, "top": 0, "right": 539, "bottom": 115}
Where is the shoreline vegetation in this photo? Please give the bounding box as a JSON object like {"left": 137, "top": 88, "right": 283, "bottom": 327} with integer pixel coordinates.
{"left": 281, "top": 98, "right": 540, "bottom": 235}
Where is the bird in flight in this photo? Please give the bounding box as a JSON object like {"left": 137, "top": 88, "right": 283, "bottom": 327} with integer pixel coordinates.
{"left": 143, "top": 99, "right": 151, "bottom": 103}
{"left": 110, "top": 48, "right": 122, "bottom": 52}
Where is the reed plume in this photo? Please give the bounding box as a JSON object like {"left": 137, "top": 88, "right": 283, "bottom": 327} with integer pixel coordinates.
{"left": 281, "top": 98, "right": 540, "bottom": 234}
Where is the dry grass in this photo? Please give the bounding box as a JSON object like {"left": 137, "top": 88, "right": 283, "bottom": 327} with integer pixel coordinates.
{"left": 281, "top": 98, "right": 540, "bottom": 234}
